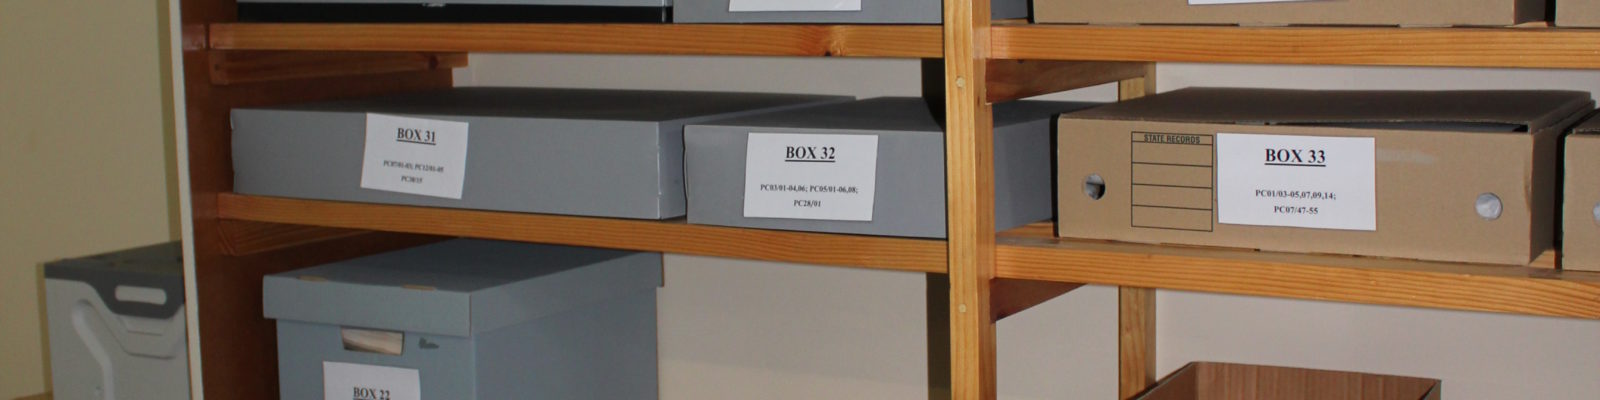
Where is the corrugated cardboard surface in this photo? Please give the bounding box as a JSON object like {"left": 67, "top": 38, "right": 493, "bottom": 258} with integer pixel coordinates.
{"left": 1058, "top": 88, "right": 1593, "bottom": 265}
{"left": 1562, "top": 113, "right": 1600, "bottom": 271}
{"left": 1135, "top": 362, "right": 1440, "bottom": 400}
{"left": 1558, "top": 0, "right": 1600, "bottom": 26}
{"left": 1035, "top": 0, "right": 1542, "bottom": 26}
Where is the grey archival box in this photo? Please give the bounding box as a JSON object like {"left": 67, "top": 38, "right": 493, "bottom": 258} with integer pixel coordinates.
{"left": 232, "top": 87, "right": 849, "bottom": 219}
{"left": 685, "top": 97, "right": 1098, "bottom": 238}
{"left": 264, "top": 239, "right": 663, "bottom": 400}
{"left": 46, "top": 242, "right": 189, "bottom": 400}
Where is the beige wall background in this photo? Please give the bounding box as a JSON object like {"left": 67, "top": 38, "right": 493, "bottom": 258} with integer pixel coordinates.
{"left": 464, "top": 55, "right": 1600, "bottom": 400}
{"left": 0, "top": 0, "right": 176, "bottom": 398}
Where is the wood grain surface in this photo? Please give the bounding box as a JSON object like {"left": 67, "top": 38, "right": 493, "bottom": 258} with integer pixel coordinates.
{"left": 210, "top": 23, "right": 942, "bottom": 58}
{"left": 993, "top": 25, "right": 1600, "bottom": 69}
{"left": 217, "top": 194, "right": 947, "bottom": 273}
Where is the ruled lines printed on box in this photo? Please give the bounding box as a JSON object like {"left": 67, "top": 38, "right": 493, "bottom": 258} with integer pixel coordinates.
{"left": 1130, "top": 132, "right": 1215, "bottom": 232}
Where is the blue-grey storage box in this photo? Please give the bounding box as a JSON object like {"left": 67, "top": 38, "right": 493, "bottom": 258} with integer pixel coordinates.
{"left": 684, "top": 97, "right": 1098, "bottom": 238}
{"left": 231, "top": 87, "right": 849, "bottom": 220}
{"left": 264, "top": 240, "right": 662, "bottom": 400}
{"left": 45, "top": 242, "right": 190, "bottom": 400}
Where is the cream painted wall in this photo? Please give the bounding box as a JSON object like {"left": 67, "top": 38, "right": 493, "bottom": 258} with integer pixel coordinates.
{"left": 465, "top": 54, "right": 1600, "bottom": 399}
{"left": 0, "top": 0, "right": 176, "bottom": 398}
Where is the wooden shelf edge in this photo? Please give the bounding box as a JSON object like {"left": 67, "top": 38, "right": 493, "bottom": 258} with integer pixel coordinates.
{"left": 216, "top": 193, "right": 947, "bottom": 273}
{"left": 992, "top": 25, "right": 1600, "bottom": 69}
{"left": 209, "top": 23, "right": 943, "bottom": 58}
{"left": 995, "top": 226, "right": 1600, "bottom": 319}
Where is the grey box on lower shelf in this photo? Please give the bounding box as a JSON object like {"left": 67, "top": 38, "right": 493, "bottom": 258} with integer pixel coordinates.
{"left": 673, "top": 0, "right": 1027, "bottom": 24}
{"left": 685, "top": 97, "right": 1098, "bottom": 238}
{"left": 45, "top": 242, "right": 189, "bottom": 400}
{"left": 264, "top": 240, "right": 663, "bottom": 400}
{"left": 232, "top": 87, "right": 849, "bottom": 219}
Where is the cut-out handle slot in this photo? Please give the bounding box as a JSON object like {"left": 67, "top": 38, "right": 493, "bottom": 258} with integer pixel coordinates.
{"left": 341, "top": 328, "right": 404, "bottom": 356}
{"left": 114, "top": 285, "right": 168, "bottom": 306}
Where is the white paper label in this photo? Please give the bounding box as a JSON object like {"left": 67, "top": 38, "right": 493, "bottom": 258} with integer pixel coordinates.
{"left": 1216, "top": 133, "right": 1375, "bottom": 231}
{"left": 729, "top": 0, "right": 862, "bottom": 12}
{"left": 323, "top": 362, "right": 421, "bottom": 400}
{"left": 1190, "top": 0, "right": 1323, "bottom": 4}
{"left": 743, "top": 133, "right": 878, "bottom": 221}
{"left": 360, "top": 114, "right": 469, "bottom": 199}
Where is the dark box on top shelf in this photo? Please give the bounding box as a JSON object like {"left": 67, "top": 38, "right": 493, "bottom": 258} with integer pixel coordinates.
{"left": 231, "top": 87, "right": 848, "bottom": 219}
{"left": 1558, "top": 0, "right": 1600, "bottom": 27}
{"left": 1135, "top": 362, "right": 1440, "bottom": 400}
{"left": 685, "top": 97, "right": 1098, "bottom": 238}
{"left": 1562, "top": 112, "right": 1600, "bottom": 271}
{"left": 264, "top": 240, "right": 662, "bottom": 400}
{"left": 1035, "top": 0, "right": 1543, "bottom": 27}
{"left": 1057, "top": 88, "right": 1593, "bottom": 265}
{"left": 236, "top": 0, "right": 671, "bottom": 23}
{"left": 673, "top": 0, "right": 1026, "bottom": 24}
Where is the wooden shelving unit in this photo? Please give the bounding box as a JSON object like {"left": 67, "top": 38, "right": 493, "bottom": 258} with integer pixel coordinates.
{"left": 992, "top": 25, "right": 1600, "bottom": 68}
{"left": 209, "top": 23, "right": 943, "bottom": 57}
{"left": 171, "top": 1, "right": 1600, "bottom": 399}
{"left": 216, "top": 194, "right": 947, "bottom": 273}
{"left": 997, "top": 223, "right": 1600, "bottom": 319}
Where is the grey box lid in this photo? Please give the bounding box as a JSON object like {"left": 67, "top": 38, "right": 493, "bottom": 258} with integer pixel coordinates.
{"left": 44, "top": 242, "right": 185, "bottom": 319}
{"left": 692, "top": 96, "right": 1082, "bottom": 132}
{"left": 263, "top": 240, "right": 662, "bottom": 337}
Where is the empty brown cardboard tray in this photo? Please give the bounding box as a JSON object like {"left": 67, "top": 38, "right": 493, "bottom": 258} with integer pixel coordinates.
{"left": 1557, "top": 0, "right": 1600, "bottom": 27}
{"left": 1057, "top": 88, "right": 1593, "bottom": 265}
{"left": 1135, "top": 362, "right": 1440, "bottom": 400}
{"left": 1035, "top": 0, "right": 1543, "bottom": 27}
{"left": 1562, "top": 112, "right": 1600, "bottom": 271}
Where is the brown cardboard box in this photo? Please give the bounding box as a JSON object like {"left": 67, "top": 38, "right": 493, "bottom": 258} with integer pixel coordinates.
{"left": 1135, "top": 362, "right": 1440, "bottom": 400}
{"left": 1035, "top": 0, "right": 1543, "bottom": 27}
{"left": 1057, "top": 88, "right": 1593, "bottom": 265}
{"left": 1562, "top": 113, "right": 1600, "bottom": 271}
{"left": 1557, "top": 0, "right": 1600, "bottom": 26}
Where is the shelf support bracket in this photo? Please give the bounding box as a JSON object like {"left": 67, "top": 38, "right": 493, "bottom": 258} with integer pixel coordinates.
{"left": 991, "top": 278, "right": 1083, "bottom": 321}
{"left": 208, "top": 51, "right": 467, "bottom": 86}
{"left": 217, "top": 220, "right": 369, "bottom": 256}
{"left": 985, "top": 61, "right": 1149, "bottom": 103}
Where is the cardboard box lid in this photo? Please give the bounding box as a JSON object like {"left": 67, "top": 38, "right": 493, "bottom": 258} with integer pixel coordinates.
{"left": 1066, "top": 87, "right": 1592, "bottom": 133}
{"left": 263, "top": 239, "right": 661, "bottom": 337}
{"left": 1570, "top": 111, "right": 1600, "bottom": 135}
{"left": 238, "top": 87, "right": 849, "bottom": 123}
{"left": 689, "top": 97, "right": 1100, "bottom": 132}
{"left": 1136, "top": 362, "right": 1440, "bottom": 400}
{"left": 44, "top": 242, "right": 184, "bottom": 319}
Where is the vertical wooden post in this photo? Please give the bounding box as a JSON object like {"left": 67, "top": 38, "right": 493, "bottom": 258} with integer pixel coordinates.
{"left": 1117, "top": 287, "right": 1156, "bottom": 398}
{"left": 1116, "top": 65, "right": 1158, "bottom": 400}
{"left": 942, "top": 0, "right": 996, "bottom": 399}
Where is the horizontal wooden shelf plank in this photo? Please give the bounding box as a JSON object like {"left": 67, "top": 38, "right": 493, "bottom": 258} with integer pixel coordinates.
{"left": 992, "top": 25, "right": 1600, "bottom": 69}
{"left": 217, "top": 193, "right": 946, "bottom": 273}
{"left": 208, "top": 23, "right": 943, "bottom": 58}
{"left": 996, "top": 223, "right": 1600, "bottom": 319}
